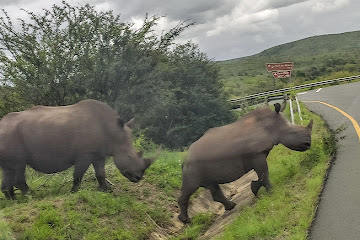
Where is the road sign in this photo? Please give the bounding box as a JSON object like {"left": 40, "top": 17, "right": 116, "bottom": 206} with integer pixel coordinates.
{"left": 272, "top": 70, "right": 291, "bottom": 78}
{"left": 266, "top": 62, "right": 294, "bottom": 72}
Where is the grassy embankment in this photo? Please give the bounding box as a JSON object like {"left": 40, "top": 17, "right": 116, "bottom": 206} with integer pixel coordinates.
{"left": 0, "top": 103, "right": 335, "bottom": 239}
{"left": 0, "top": 149, "right": 184, "bottom": 240}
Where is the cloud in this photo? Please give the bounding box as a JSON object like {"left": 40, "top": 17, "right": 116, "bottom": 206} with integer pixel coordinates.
{"left": 0, "top": 0, "right": 24, "bottom": 5}
{"left": 0, "top": 0, "right": 359, "bottom": 60}
{"left": 269, "top": 0, "right": 309, "bottom": 9}
{"left": 311, "top": 0, "right": 350, "bottom": 12}
{"left": 207, "top": 8, "right": 280, "bottom": 36}
{"left": 105, "top": 0, "right": 229, "bottom": 23}
{"left": 203, "top": 0, "right": 308, "bottom": 37}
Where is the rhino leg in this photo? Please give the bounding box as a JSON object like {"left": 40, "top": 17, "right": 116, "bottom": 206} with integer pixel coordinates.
{"left": 178, "top": 181, "right": 199, "bottom": 224}
{"left": 1, "top": 169, "right": 16, "bottom": 199}
{"left": 251, "top": 178, "right": 272, "bottom": 196}
{"left": 15, "top": 167, "right": 29, "bottom": 195}
{"left": 92, "top": 160, "right": 111, "bottom": 192}
{"left": 251, "top": 159, "right": 272, "bottom": 196}
{"left": 206, "top": 184, "right": 236, "bottom": 210}
{"left": 251, "top": 181, "right": 262, "bottom": 196}
{"left": 71, "top": 160, "right": 91, "bottom": 193}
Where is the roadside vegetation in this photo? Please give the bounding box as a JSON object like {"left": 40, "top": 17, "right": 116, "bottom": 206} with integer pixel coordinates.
{"left": 0, "top": 151, "right": 184, "bottom": 239}
{"left": 0, "top": 1, "right": 345, "bottom": 239}
{"left": 0, "top": 2, "right": 234, "bottom": 149}
{"left": 0, "top": 102, "right": 336, "bottom": 239}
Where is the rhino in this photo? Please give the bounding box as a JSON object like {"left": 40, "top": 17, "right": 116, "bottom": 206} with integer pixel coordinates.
{"left": 178, "top": 103, "right": 313, "bottom": 223}
{"left": 0, "top": 99, "right": 158, "bottom": 199}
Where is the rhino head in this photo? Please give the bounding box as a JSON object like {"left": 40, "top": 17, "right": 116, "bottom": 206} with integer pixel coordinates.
{"left": 113, "top": 118, "right": 160, "bottom": 183}
{"left": 274, "top": 102, "right": 313, "bottom": 152}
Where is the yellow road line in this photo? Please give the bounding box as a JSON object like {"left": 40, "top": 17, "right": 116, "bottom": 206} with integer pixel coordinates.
{"left": 304, "top": 100, "right": 360, "bottom": 144}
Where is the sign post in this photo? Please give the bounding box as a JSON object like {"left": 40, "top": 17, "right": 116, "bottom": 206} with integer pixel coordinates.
{"left": 265, "top": 62, "right": 294, "bottom": 89}
{"left": 272, "top": 70, "right": 291, "bottom": 78}
{"left": 266, "top": 62, "right": 294, "bottom": 72}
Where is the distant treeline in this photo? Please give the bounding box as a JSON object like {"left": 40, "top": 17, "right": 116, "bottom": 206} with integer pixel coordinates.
{"left": 218, "top": 31, "right": 360, "bottom": 98}
{"left": 0, "top": 2, "right": 235, "bottom": 149}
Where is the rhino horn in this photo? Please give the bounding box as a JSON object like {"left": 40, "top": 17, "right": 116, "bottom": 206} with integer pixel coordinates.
{"left": 125, "top": 118, "right": 135, "bottom": 129}
{"left": 280, "top": 99, "right": 286, "bottom": 112}
{"left": 144, "top": 146, "right": 162, "bottom": 170}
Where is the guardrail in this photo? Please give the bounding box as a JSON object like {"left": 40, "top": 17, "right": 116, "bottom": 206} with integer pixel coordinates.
{"left": 230, "top": 75, "right": 360, "bottom": 107}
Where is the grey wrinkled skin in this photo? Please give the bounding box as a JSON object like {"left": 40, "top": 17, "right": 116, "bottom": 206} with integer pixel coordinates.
{"left": 0, "top": 99, "right": 157, "bottom": 199}
{"left": 178, "top": 103, "right": 313, "bottom": 223}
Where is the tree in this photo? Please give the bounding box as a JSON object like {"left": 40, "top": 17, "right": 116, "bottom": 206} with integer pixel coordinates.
{"left": 0, "top": 86, "right": 27, "bottom": 117}
{"left": 0, "top": 2, "right": 235, "bottom": 149}
{"left": 134, "top": 42, "right": 235, "bottom": 148}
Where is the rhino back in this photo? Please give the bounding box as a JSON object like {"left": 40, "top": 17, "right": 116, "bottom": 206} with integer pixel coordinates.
{"left": 188, "top": 115, "right": 273, "bottom": 162}
{"left": 0, "top": 100, "right": 123, "bottom": 173}
{"left": 184, "top": 109, "right": 278, "bottom": 184}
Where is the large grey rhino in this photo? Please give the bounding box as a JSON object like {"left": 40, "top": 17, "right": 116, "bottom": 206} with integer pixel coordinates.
{"left": 178, "top": 103, "right": 313, "bottom": 223}
{"left": 0, "top": 99, "right": 158, "bottom": 199}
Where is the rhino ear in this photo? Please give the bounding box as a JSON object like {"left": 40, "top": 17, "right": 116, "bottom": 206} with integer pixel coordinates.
{"left": 274, "top": 103, "right": 281, "bottom": 113}
{"left": 307, "top": 119, "right": 313, "bottom": 130}
{"left": 125, "top": 118, "right": 135, "bottom": 129}
{"left": 118, "top": 118, "right": 125, "bottom": 128}
{"left": 280, "top": 100, "right": 286, "bottom": 112}
{"left": 143, "top": 146, "right": 162, "bottom": 170}
{"left": 144, "top": 158, "right": 154, "bottom": 170}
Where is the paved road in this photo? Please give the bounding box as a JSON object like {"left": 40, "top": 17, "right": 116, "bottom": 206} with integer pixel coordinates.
{"left": 298, "top": 81, "right": 360, "bottom": 240}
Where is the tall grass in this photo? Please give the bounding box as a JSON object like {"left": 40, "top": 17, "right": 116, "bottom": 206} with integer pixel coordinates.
{"left": 0, "top": 212, "right": 14, "bottom": 240}
{"left": 0, "top": 103, "right": 335, "bottom": 239}
{"left": 0, "top": 151, "right": 184, "bottom": 239}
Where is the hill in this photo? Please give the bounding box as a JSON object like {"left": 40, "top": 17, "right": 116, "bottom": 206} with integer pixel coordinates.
{"left": 218, "top": 31, "right": 360, "bottom": 98}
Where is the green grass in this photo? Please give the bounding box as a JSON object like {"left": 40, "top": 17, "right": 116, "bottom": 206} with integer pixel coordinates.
{"left": 215, "top": 103, "right": 335, "bottom": 240}
{"left": 0, "top": 103, "right": 335, "bottom": 239}
{"left": 0, "top": 211, "right": 14, "bottom": 240}
{"left": 2, "top": 192, "right": 157, "bottom": 239}
{"left": 171, "top": 213, "right": 216, "bottom": 240}
{"left": 0, "top": 151, "right": 185, "bottom": 240}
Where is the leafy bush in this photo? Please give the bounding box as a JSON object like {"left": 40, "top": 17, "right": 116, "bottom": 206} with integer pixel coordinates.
{"left": 0, "top": 2, "right": 235, "bottom": 149}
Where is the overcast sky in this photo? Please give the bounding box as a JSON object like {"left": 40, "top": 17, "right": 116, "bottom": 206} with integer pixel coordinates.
{"left": 1, "top": 0, "right": 359, "bottom": 61}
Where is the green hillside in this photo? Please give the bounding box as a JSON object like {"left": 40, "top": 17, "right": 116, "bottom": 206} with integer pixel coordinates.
{"left": 218, "top": 31, "right": 360, "bottom": 98}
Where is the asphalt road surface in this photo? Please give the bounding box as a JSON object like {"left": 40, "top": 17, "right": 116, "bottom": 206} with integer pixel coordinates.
{"left": 298, "top": 81, "right": 360, "bottom": 240}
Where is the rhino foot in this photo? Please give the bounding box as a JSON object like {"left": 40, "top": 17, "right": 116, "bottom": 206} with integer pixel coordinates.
{"left": 178, "top": 214, "right": 191, "bottom": 224}
{"left": 21, "top": 187, "right": 29, "bottom": 195}
{"left": 97, "top": 185, "right": 113, "bottom": 193}
{"left": 3, "top": 190, "right": 15, "bottom": 200}
{"left": 71, "top": 185, "right": 80, "bottom": 193}
{"left": 225, "top": 201, "right": 236, "bottom": 211}
{"left": 251, "top": 180, "right": 261, "bottom": 196}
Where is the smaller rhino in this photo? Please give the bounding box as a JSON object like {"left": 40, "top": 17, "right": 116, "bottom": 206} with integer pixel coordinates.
{"left": 0, "top": 99, "right": 159, "bottom": 199}
{"left": 178, "top": 103, "right": 313, "bottom": 223}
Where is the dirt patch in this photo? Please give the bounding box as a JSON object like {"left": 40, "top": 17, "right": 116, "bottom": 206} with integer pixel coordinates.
{"left": 149, "top": 171, "right": 258, "bottom": 239}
